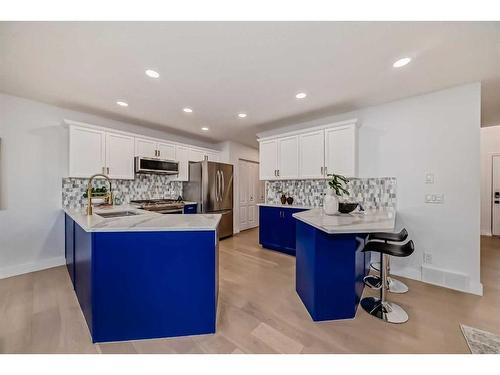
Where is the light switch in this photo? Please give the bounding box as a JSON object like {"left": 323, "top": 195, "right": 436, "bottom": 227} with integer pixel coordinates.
{"left": 425, "top": 173, "right": 434, "bottom": 184}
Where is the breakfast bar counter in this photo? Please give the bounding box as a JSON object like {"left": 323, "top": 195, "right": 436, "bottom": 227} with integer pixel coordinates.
{"left": 292, "top": 208, "right": 396, "bottom": 321}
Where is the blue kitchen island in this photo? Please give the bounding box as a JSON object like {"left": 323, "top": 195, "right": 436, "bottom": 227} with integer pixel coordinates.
{"left": 292, "top": 208, "right": 396, "bottom": 321}
{"left": 64, "top": 205, "right": 221, "bottom": 343}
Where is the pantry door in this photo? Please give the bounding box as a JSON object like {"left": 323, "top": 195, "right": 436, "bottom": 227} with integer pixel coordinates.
{"left": 239, "top": 159, "right": 260, "bottom": 231}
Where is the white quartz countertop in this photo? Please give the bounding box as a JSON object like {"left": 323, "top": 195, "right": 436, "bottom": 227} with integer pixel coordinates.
{"left": 257, "top": 203, "right": 314, "bottom": 210}
{"left": 64, "top": 204, "right": 221, "bottom": 233}
{"left": 292, "top": 208, "right": 396, "bottom": 234}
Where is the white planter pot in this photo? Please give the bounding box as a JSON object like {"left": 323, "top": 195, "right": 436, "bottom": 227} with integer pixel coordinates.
{"left": 323, "top": 190, "right": 338, "bottom": 215}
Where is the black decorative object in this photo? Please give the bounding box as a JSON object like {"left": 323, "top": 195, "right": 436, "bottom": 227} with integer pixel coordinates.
{"left": 287, "top": 196, "right": 294, "bottom": 205}
{"left": 338, "top": 202, "right": 358, "bottom": 214}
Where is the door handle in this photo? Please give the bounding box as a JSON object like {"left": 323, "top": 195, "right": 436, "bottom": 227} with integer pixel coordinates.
{"left": 221, "top": 171, "right": 225, "bottom": 200}
{"left": 216, "top": 170, "right": 220, "bottom": 202}
{"left": 324, "top": 167, "right": 328, "bottom": 175}
{"left": 321, "top": 166, "right": 324, "bottom": 175}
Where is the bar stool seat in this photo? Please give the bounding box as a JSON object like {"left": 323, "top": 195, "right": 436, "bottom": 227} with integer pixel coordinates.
{"left": 366, "top": 228, "right": 409, "bottom": 294}
{"left": 361, "top": 240, "right": 414, "bottom": 324}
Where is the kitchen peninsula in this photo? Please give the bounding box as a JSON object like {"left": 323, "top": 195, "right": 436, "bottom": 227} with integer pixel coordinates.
{"left": 293, "top": 208, "right": 396, "bottom": 321}
{"left": 64, "top": 205, "right": 221, "bottom": 343}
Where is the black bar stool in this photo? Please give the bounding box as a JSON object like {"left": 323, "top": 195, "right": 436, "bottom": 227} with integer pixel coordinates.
{"left": 367, "top": 228, "right": 409, "bottom": 294}
{"left": 361, "top": 240, "right": 415, "bottom": 324}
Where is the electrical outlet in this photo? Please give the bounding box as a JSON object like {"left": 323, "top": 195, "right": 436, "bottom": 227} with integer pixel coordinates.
{"left": 425, "top": 193, "right": 444, "bottom": 204}
{"left": 423, "top": 252, "right": 433, "bottom": 264}
{"left": 425, "top": 173, "right": 435, "bottom": 184}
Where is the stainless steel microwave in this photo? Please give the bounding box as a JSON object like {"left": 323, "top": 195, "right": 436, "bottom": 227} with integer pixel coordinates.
{"left": 134, "top": 156, "right": 179, "bottom": 175}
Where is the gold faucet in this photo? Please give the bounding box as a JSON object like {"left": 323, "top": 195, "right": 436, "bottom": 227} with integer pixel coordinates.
{"left": 86, "top": 174, "right": 113, "bottom": 215}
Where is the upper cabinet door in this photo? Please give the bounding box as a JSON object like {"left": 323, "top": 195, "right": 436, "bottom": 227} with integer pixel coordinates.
{"left": 206, "top": 152, "right": 219, "bottom": 162}
{"left": 188, "top": 148, "right": 206, "bottom": 162}
{"left": 105, "top": 132, "right": 135, "bottom": 180}
{"left": 158, "top": 142, "right": 176, "bottom": 160}
{"left": 69, "top": 125, "right": 106, "bottom": 178}
{"left": 299, "top": 130, "right": 325, "bottom": 179}
{"left": 277, "top": 136, "right": 299, "bottom": 179}
{"left": 324, "top": 125, "right": 357, "bottom": 177}
{"left": 135, "top": 137, "right": 157, "bottom": 158}
{"left": 174, "top": 145, "right": 190, "bottom": 181}
{"left": 259, "top": 139, "right": 278, "bottom": 180}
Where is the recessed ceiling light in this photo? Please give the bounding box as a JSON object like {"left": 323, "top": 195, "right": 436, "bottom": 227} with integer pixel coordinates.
{"left": 238, "top": 113, "right": 247, "bottom": 118}
{"left": 393, "top": 57, "right": 411, "bottom": 68}
{"left": 295, "top": 92, "right": 307, "bottom": 99}
{"left": 201, "top": 127, "right": 209, "bottom": 131}
{"left": 183, "top": 107, "right": 193, "bottom": 113}
{"left": 145, "top": 69, "right": 160, "bottom": 78}
{"left": 116, "top": 101, "right": 128, "bottom": 107}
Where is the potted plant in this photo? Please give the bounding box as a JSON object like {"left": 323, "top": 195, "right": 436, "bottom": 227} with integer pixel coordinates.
{"left": 324, "top": 173, "right": 350, "bottom": 215}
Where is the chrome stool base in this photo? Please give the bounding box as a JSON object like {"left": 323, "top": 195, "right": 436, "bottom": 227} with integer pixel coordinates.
{"left": 387, "top": 277, "right": 409, "bottom": 294}
{"left": 363, "top": 275, "right": 382, "bottom": 289}
{"left": 370, "top": 261, "right": 381, "bottom": 272}
{"left": 360, "top": 297, "right": 409, "bottom": 324}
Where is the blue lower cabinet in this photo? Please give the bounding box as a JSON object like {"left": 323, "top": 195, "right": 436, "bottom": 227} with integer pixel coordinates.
{"left": 65, "top": 216, "right": 218, "bottom": 343}
{"left": 64, "top": 214, "right": 75, "bottom": 287}
{"left": 295, "top": 220, "right": 370, "bottom": 321}
{"left": 183, "top": 203, "right": 198, "bottom": 214}
{"left": 259, "top": 206, "right": 308, "bottom": 255}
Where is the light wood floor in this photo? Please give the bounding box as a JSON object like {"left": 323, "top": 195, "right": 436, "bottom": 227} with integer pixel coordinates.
{"left": 1, "top": 229, "right": 499, "bottom": 354}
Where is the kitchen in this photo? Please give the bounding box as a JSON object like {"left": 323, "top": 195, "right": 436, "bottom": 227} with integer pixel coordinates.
{"left": 0, "top": 20, "right": 499, "bottom": 360}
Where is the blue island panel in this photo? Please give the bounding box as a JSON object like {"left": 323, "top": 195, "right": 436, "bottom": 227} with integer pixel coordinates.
{"left": 295, "top": 220, "right": 369, "bottom": 321}
{"left": 91, "top": 230, "right": 217, "bottom": 343}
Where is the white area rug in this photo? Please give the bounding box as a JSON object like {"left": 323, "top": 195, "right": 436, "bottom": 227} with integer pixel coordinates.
{"left": 460, "top": 324, "right": 500, "bottom": 354}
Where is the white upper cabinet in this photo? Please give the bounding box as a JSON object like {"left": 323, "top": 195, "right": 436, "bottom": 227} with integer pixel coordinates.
{"left": 69, "top": 125, "right": 106, "bottom": 178}
{"left": 299, "top": 130, "right": 325, "bottom": 179}
{"left": 67, "top": 120, "right": 220, "bottom": 180}
{"left": 105, "top": 132, "right": 135, "bottom": 179}
{"left": 157, "top": 142, "right": 176, "bottom": 160}
{"left": 174, "top": 145, "right": 190, "bottom": 181}
{"left": 135, "top": 137, "right": 157, "bottom": 158}
{"left": 258, "top": 119, "right": 358, "bottom": 181}
{"left": 188, "top": 148, "right": 206, "bottom": 162}
{"left": 259, "top": 139, "right": 278, "bottom": 180}
{"left": 324, "top": 125, "right": 357, "bottom": 177}
{"left": 277, "top": 136, "right": 299, "bottom": 179}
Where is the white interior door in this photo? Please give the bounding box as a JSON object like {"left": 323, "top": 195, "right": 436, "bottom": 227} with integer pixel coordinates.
{"left": 492, "top": 155, "right": 500, "bottom": 236}
{"left": 239, "top": 160, "right": 260, "bottom": 231}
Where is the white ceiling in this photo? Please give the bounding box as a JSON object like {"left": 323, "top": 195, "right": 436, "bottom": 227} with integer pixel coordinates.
{"left": 1, "top": 22, "right": 499, "bottom": 147}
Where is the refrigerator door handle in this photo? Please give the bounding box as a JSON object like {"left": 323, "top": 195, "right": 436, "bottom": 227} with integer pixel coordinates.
{"left": 216, "top": 170, "right": 220, "bottom": 202}
{"left": 221, "top": 170, "right": 225, "bottom": 200}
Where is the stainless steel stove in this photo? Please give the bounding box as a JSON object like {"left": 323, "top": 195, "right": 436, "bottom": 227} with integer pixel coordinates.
{"left": 130, "top": 199, "right": 184, "bottom": 214}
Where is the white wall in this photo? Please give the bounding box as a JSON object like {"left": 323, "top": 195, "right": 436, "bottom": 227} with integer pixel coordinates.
{"left": 480, "top": 125, "right": 500, "bottom": 236}
{"left": 217, "top": 141, "right": 259, "bottom": 233}
{"left": 258, "top": 83, "right": 482, "bottom": 295}
{"left": 0, "top": 93, "right": 220, "bottom": 279}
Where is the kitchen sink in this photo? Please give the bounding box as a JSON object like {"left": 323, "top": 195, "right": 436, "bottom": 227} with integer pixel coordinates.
{"left": 96, "top": 210, "right": 141, "bottom": 218}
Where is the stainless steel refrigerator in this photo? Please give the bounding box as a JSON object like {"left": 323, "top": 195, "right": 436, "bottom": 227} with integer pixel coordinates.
{"left": 183, "top": 160, "right": 234, "bottom": 239}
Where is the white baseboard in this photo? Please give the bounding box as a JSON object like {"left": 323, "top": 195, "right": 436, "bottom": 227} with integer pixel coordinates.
{"left": 480, "top": 229, "right": 492, "bottom": 236}
{"left": 0, "top": 256, "right": 66, "bottom": 280}
{"left": 390, "top": 264, "right": 483, "bottom": 296}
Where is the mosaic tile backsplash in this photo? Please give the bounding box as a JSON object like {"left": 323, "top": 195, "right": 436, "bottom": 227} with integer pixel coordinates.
{"left": 62, "top": 175, "right": 183, "bottom": 209}
{"left": 265, "top": 177, "right": 397, "bottom": 209}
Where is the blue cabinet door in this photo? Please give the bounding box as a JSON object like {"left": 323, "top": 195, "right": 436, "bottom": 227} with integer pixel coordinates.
{"left": 184, "top": 203, "right": 197, "bottom": 214}
{"left": 259, "top": 206, "right": 308, "bottom": 255}
{"left": 259, "top": 206, "right": 283, "bottom": 250}
{"left": 65, "top": 214, "right": 75, "bottom": 287}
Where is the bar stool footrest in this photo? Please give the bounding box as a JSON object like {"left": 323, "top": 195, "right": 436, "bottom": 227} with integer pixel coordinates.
{"left": 363, "top": 275, "right": 382, "bottom": 289}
